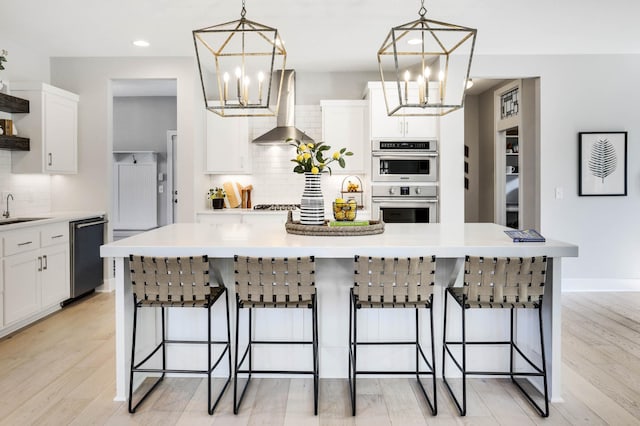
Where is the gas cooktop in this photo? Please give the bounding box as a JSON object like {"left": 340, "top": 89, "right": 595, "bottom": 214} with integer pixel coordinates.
{"left": 253, "top": 204, "right": 300, "bottom": 211}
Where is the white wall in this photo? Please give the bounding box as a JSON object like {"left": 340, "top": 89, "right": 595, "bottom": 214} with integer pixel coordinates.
{"left": 113, "top": 96, "right": 177, "bottom": 151}
{"left": 473, "top": 54, "right": 640, "bottom": 290}
{"left": 49, "top": 57, "right": 202, "bottom": 232}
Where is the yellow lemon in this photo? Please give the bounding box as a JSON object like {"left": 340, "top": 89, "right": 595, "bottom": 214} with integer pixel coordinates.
{"left": 307, "top": 143, "right": 315, "bottom": 149}
{"left": 303, "top": 152, "right": 311, "bottom": 160}
{"left": 335, "top": 198, "right": 345, "bottom": 204}
{"left": 299, "top": 144, "right": 307, "bottom": 152}
{"left": 296, "top": 154, "right": 303, "bottom": 162}
{"left": 332, "top": 151, "right": 340, "bottom": 160}
{"left": 335, "top": 211, "right": 345, "bottom": 220}
{"left": 311, "top": 166, "right": 319, "bottom": 174}
{"left": 346, "top": 211, "right": 356, "bottom": 220}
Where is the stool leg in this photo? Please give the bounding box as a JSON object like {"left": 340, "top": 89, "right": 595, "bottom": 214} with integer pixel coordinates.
{"left": 312, "top": 294, "right": 319, "bottom": 415}
{"left": 349, "top": 290, "right": 358, "bottom": 416}
{"left": 538, "top": 305, "right": 550, "bottom": 417}
{"left": 207, "top": 303, "right": 213, "bottom": 414}
{"left": 233, "top": 298, "right": 241, "bottom": 414}
{"left": 234, "top": 304, "right": 254, "bottom": 414}
{"left": 461, "top": 299, "right": 467, "bottom": 416}
{"left": 128, "top": 300, "right": 138, "bottom": 413}
{"left": 429, "top": 303, "right": 438, "bottom": 415}
{"left": 442, "top": 289, "right": 467, "bottom": 416}
{"left": 128, "top": 301, "right": 165, "bottom": 413}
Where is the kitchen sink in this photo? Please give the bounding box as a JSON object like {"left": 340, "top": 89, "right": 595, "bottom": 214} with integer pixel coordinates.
{"left": 0, "top": 217, "right": 49, "bottom": 226}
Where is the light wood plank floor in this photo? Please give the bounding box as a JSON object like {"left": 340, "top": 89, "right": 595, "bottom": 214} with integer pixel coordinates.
{"left": 1, "top": 291, "right": 639, "bottom": 425}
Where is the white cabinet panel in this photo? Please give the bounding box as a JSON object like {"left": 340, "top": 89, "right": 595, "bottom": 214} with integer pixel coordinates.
{"left": 205, "top": 112, "right": 250, "bottom": 174}
{"left": 41, "top": 244, "right": 70, "bottom": 308}
{"left": 113, "top": 160, "right": 158, "bottom": 230}
{"left": 43, "top": 92, "right": 78, "bottom": 173}
{"left": 321, "top": 100, "right": 368, "bottom": 174}
{"left": 11, "top": 82, "right": 79, "bottom": 174}
{"left": 367, "top": 83, "right": 437, "bottom": 139}
{"left": 4, "top": 251, "right": 40, "bottom": 326}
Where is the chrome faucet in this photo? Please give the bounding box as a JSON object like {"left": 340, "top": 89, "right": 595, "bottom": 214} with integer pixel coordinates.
{"left": 3, "top": 193, "right": 14, "bottom": 219}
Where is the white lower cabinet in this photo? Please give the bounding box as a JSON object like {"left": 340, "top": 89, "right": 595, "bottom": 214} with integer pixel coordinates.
{"left": 1, "top": 221, "right": 70, "bottom": 333}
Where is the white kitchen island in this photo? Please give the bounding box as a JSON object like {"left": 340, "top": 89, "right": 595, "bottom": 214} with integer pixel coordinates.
{"left": 101, "top": 222, "right": 578, "bottom": 403}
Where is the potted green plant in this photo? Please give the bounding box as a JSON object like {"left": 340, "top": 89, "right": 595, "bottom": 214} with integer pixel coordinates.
{"left": 208, "top": 187, "right": 226, "bottom": 209}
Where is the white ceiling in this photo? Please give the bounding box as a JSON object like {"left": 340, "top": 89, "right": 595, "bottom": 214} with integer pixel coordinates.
{"left": 2, "top": 0, "right": 640, "bottom": 72}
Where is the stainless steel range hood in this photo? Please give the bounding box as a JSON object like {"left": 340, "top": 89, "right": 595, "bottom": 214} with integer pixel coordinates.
{"left": 252, "top": 70, "right": 314, "bottom": 144}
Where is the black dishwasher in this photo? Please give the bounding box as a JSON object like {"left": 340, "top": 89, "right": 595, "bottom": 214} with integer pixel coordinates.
{"left": 65, "top": 216, "right": 108, "bottom": 304}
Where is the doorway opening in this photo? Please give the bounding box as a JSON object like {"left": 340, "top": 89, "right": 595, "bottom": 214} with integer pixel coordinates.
{"left": 463, "top": 77, "right": 540, "bottom": 230}
{"left": 109, "top": 79, "right": 177, "bottom": 241}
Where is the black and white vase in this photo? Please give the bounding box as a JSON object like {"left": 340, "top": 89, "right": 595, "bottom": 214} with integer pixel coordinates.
{"left": 300, "top": 172, "right": 324, "bottom": 225}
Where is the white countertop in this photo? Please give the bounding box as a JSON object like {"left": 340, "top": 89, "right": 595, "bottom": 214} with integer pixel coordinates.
{"left": 101, "top": 222, "right": 578, "bottom": 259}
{"left": 0, "top": 211, "right": 106, "bottom": 231}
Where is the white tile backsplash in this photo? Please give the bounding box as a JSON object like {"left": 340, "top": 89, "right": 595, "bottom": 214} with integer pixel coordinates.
{"left": 207, "top": 105, "right": 362, "bottom": 206}
{"left": 0, "top": 151, "right": 52, "bottom": 216}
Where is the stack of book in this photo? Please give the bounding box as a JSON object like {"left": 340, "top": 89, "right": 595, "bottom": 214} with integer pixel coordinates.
{"left": 504, "top": 229, "right": 546, "bottom": 242}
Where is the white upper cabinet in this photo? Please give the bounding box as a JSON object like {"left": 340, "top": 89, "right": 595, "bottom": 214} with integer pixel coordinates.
{"left": 204, "top": 111, "right": 250, "bottom": 174}
{"left": 11, "top": 82, "right": 78, "bottom": 174}
{"left": 320, "top": 100, "right": 368, "bottom": 174}
{"left": 366, "top": 82, "right": 437, "bottom": 139}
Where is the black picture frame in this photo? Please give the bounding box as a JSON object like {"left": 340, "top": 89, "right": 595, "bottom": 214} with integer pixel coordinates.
{"left": 578, "top": 131, "right": 627, "bottom": 196}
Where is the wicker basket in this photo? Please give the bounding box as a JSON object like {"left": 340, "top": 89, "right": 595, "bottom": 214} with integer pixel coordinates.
{"left": 285, "top": 211, "right": 385, "bottom": 236}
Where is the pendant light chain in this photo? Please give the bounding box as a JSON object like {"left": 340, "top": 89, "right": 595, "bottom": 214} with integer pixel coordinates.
{"left": 419, "top": 0, "right": 427, "bottom": 18}
{"left": 241, "top": 0, "right": 247, "bottom": 19}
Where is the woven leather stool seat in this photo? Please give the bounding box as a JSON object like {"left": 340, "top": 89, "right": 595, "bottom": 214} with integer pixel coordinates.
{"left": 233, "top": 256, "right": 319, "bottom": 415}
{"left": 443, "top": 255, "right": 549, "bottom": 417}
{"left": 128, "top": 255, "right": 231, "bottom": 415}
{"left": 349, "top": 255, "right": 437, "bottom": 416}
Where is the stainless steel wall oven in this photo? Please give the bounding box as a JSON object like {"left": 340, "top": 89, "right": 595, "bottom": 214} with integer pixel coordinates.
{"left": 371, "top": 183, "right": 438, "bottom": 223}
{"left": 372, "top": 139, "right": 438, "bottom": 182}
{"left": 371, "top": 139, "right": 439, "bottom": 223}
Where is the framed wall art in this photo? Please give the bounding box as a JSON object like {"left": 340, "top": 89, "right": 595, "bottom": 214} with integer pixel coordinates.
{"left": 578, "top": 131, "right": 627, "bottom": 196}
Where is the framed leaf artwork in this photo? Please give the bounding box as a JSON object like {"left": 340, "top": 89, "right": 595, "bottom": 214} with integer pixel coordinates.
{"left": 578, "top": 131, "right": 627, "bottom": 196}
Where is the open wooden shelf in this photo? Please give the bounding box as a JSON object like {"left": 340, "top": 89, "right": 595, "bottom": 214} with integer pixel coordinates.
{"left": 0, "top": 92, "right": 30, "bottom": 113}
{"left": 0, "top": 135, "right": 30, "bottom": 151}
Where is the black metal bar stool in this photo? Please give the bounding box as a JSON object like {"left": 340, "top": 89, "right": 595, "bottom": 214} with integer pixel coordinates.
{"left": 233, "top": 255, "right": 319, "bottom": 415}
{"left": 128, "top": 255, "right": 231, "bottom": 414}
{"left": 348, "top": 255, "right": 437, "bottom": 416}
{"left": 442, "top": 255, "right": 549, "bottom": 417}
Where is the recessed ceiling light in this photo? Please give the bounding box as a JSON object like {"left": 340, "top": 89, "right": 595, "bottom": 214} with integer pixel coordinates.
{"left": 407, "top": 38, "right": 422, "bottom": 45}
{"left": 133, "top": 40, "right": 150, "bottom": 47}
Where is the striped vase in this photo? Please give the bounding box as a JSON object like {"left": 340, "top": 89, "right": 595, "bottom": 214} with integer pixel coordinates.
{"left": 300, "top": 172, "right": 325, "bottom": 225}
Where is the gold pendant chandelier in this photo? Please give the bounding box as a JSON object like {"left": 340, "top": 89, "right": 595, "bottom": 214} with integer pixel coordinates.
{"left": 193, "top": 0, "right": 286, "bottom": 117}
{"left": 378, "top": 0, "right": 477, "bottom": 117}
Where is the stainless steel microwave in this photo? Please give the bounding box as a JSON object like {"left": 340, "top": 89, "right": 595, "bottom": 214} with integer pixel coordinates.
{"left": 371, "top": 139, "right": 438, "bottom": 182}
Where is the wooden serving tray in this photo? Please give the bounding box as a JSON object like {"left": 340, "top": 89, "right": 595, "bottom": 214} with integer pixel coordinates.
{"left": 285, "top": 211, "right": 385, "bottom": 236}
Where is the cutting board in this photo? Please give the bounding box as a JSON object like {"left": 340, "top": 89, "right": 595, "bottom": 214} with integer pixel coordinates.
{"left": 223, "top": 181, "right": 243, "bottom": 208}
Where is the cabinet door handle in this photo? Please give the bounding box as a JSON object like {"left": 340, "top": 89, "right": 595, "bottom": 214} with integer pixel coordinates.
{"left": 48, "top": 153, "right": 53, "bottom": 166}
{"left": 38, "top": 256, "right": 43, "bottom": 272}
{"left": 405, "top": 122, "right": 409, "bottom": 135}
{"left": 43, "top": 255, "right": 48, "bottom": 270}
{"left": 18, "top": 241, "right": 33, "bottom": 246}
{"left": 51, "top": 234, "right": 64, "bottom": 239}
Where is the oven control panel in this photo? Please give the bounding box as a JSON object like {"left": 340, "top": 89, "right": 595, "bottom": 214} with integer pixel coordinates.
{"left": 371, "top": 184, "right": 437, "bottom": 198}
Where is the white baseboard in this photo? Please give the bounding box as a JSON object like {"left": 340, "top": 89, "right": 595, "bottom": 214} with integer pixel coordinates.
{"left": 562, "top": 278, "right": 640, "bottom": 293}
